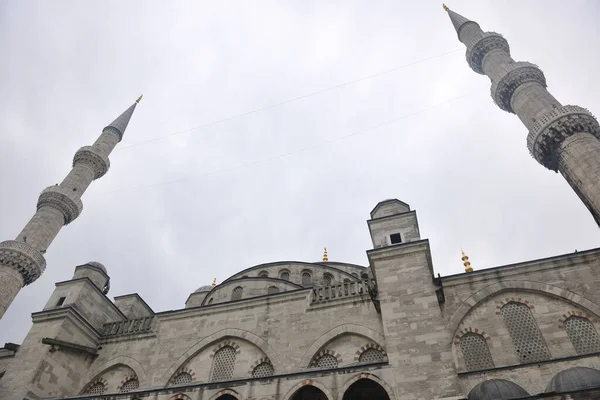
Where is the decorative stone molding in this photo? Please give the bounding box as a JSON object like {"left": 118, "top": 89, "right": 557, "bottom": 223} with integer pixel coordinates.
{"left": 117, "top": 374, "right": 138, "bottom": 392}
{"left": 81, "top": 377, "right": 107, "bottom": 395}
{"left": 248, "top": 357, "right": 273, "bottom": 375}
{"left": 309, "top": 349, "right": 342, "bottom": 367}
{"left": 453, "top": 328, "right": 492, "bottom": 345}
{"left": 73, "top": 146, "right": 110, "bottom": 179}
{"left": 170, "top": 368, "right": 195, "bottom": 385}
{"left": 0, "top": 240, "right": 46, "bottom": 285}
{"left": 558, "top": 311, "right": 599, "bottom": 329}
{"left": 466, "top": 31, "right": 510, "bottom": 74}
{"left": 527, "top": 105, "right": 600, "bottom": 170}
{"left": 491, "top": 62, "right": 546, "bottom": 113}
{"left": 494, "top": 297, "right": 534, "bottom": 315}
{"left": 353, "top": 343, "right": 388, "bottom": 362}
{"left": 37, "top": 185, "right": 83, "bottom": 225}
{"left": 210, "top": 340, "right": 240, "bottom": 357}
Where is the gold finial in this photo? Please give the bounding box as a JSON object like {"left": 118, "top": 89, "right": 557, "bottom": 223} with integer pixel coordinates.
{"left": 322, "top": 247, "right": 328, "bottom": 262}
{"left": 212, "top": 278, "right": 216, "bottom": 286}
{"left": 135, "top": 94, "right": 143, "bottom": 104}
{"left": 461, "top": 249, "right": 473, "bottom": 273}
{"left": 443, "top": 4, "right": 449, "bottom": 11}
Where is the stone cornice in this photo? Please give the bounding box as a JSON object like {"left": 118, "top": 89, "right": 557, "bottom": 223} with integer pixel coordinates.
{"left": 223, "top": 261, "right": 364, "bottom": 284}
{"left": 113, "top": 293, "right": 155, "bottom": 315}
{"left": 55, "top": 277, "right": 126, "bottom": 320}
{"left": 366, "top": 239, "right": 435, "bottom": 277}
{"left": 367, "top": 209, "right": 416, "bottom": 224}
{"left": 441, "top": 247, "right": 600, "bottom": 287}
{"left": 31, "top": 306, "right": 101, "bottom": 343}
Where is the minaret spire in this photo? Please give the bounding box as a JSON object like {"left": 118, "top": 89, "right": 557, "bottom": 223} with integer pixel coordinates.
{"left": 445, "top": 6, "right": 600, "bottom": 225}
{"left": 0, "top": 98, "right": 141, "bottom": 319}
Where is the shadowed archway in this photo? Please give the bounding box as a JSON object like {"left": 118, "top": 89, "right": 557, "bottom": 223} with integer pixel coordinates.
{"left": 216, "top": 396, "right": 237, "bottom": 400}
{"left": 342, "top": 378, "right": 390, "bottom": 400}
{"left": 291, "top": 386, "right": 328, "bottom": 400}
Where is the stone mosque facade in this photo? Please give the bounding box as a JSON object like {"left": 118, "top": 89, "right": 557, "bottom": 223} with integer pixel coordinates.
{"left": 2, "top": 5, "right": 600, "bottom": 400}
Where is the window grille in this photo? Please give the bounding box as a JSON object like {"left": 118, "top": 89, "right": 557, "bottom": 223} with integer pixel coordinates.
{"left": 211, "top": 346, "right": 236, "bottom": 382}
{"left": 267, "top": 286, "right": 280, "bottom": 294}
{"left": 302, "top": 272, "right": 312, "bottom": 285}
{"left": 280, "top": 271, "right": 290, "bottom": 280}
{"left": 358, "top": 348, "right": 384, "bottom": 363}
{"left": 86, "top": 382, "right": 105, "bottom": 395}
{"left": 172, "top": 372, "right": 193, "bottom": 385}
{"left": 120, "top": 378, "right": 139, "bottom": 393}
{"left": 565, "top": 316, "right": 600, "bottom": 355}
{"left": 314, "top": 354, "right": 338, "bottom": 369}
{"left": 251, "top": 362, "right": 274, "bottom": 378}
{"left": 459, "top": 333, "right": 494, "bottom": 371}
{"left": 323, "top": 275, "right": 332, "bottom": 286}
{"left": 501, "top": 302, "right": 551, "bottom": 362}
{"left": 231, "top": 286, "right": 243, "bottom": 301}
{"left": 259, "top": 271, "right": 269, "bottom": 277}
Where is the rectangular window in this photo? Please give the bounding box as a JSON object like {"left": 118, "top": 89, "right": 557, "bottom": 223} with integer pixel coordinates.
{"left": 390, "top": 233, "right": 402, "bottom": 244}
{"left": 56, "top": 296, "right": 66, "bottom": 307}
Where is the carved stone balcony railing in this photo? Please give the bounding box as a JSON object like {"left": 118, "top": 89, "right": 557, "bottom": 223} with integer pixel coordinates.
{"left": 311, "top": 279, "right": 375, "bottom": 303}
{"left": 101, "top": 316, "right": 154, "bottom": 338}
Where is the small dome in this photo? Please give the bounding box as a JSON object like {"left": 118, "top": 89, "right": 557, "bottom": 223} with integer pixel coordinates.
{"left": 195, "top": 285, "right": 213, "bottom": 293}
{"left": 468, "top": 379, "right": 529, "bottom": 400}
{"left": 85, "top": 261, "right": 107, "bottom": 274}
{"left": 545, "top": 367, "right": 600, "bottom": 393}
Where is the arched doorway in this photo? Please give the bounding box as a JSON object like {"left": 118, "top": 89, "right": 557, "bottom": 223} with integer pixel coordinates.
{"left": 216, "top": 396, "right": 237, "bottom": 400}
{"left": 291, "top": 385, "right": 328, "bottom": 400}
{"left": 342, "top": 378, "right": 390, "bottom": 400}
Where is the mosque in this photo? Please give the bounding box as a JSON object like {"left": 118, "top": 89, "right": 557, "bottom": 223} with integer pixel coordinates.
{"left": 1, "top": 5, "right": 600, "bottom": 400}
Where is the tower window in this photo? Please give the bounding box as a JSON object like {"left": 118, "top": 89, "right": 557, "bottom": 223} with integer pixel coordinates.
{"left": 56, "top": 296, "right": 66, "bottom": 307}
{"left": 390, "top": 233, "right": 402, "bottom": 244}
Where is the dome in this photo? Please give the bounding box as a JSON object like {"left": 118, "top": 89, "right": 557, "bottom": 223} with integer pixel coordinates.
{"left": 194, "top": 285, "right": 213, "bottom": 293}
{"left": 468, "top": 379, "right": 529, "bottom": 400}
{"left": 545, "top": 367, "right": 600, "bottom": 393}
{"left": 85, "top": 261, "right": 107, "bottom": 274}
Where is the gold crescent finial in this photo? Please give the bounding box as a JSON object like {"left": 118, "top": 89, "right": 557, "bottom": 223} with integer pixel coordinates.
{"left": 136, "top": 94, "right": 143, "bottom": 104}
{"left": 212, "top": 278, "right": 217, "bottom": 286}
{"left": 461, "top": 249, "right": 473, "bottom": 273}
{"left": 443, "top": 4, "right": 449, "bottom": 11}
{"left": 323, "top": 247, "right": 328, "bottom": 262}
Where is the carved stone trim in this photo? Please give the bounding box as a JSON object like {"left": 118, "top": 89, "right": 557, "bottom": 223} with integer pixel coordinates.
{"left": 527, "top": 105, "right": 600, "bottom": 170}
{"left": 37, "top": 186, "right": 83, "bottom": 225}
{"left": 247, "top": 357, "right": 273, "bottom": 376}
{"left": 309, "top": 349, "right": 342, "bottom": 367}
{"left": 491, "top": 62, "right": 546, "bottom": 113}
{"left": 0, "top": 240, "right": 46, "bottom": 285}
{"left": 210, "top": 340, "right": 241, "bottom": 357}
{"left": 73, "top": 146, "right": 110, "bottom": 179}
{"left": 466, "top": 32, "right": 510, "bottom": 74}
{"left": 453, "top": 328, "right": 492, "bottom": 345}
{"left": 353, "top": 342, "right": 388, "bottom": 362}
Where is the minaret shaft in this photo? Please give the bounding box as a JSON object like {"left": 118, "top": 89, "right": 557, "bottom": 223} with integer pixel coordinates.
{"left": 448, "top": 8, "right": 600, "bottom": 225}
{"left": 0, "top": 101, "right": 138, "bottom": 319}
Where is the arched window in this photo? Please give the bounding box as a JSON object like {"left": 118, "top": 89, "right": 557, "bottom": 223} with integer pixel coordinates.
{"left": 361, "top": 273, "right": 369, "bottom": 280}
{"left": 86, "top": 382, "right": 105, "bottom": 395}
{"left": 231, "top": 286, "right": 243, "bottom": 301}
{"left": 351, "top": 273, "right": 359, "bottom": 279}
{"left": 172, "top": 371, "right": 193, "bottom": 385}
{"left": 358, "top": 348, "right": 385, "bottom": 363}
{"left": 251, "top": 362, "right": 274, "bottom": 378}
{"left": 258, "top": 271, "right": 269, "bottom": 278}
{"left": 267, "top": 286, "right": 280, "bottom": 294}
{"left": 323, "top": 274, "right": 333, "bottom": 286}
{"left": 500, "top": 302, "right": 551, "bottom": 362}
{"left": 302, "top": 272, "right": 312, "bottom": 286}
{"left": 314, "top": 354, "right": 338, "bottom": 369}
{"left": 564, "top": 316, "right": 600, "bottom": 355}
{"left": 279, "top": 270, "right": 290, "bottom": 280}
{"left": 211, "top": 346, "right": 236, "bottom": 382}
{"left": 120, "top": 378, "right": 139, "bottom": 393}
{"left": 459, "top": 333, "right": 494, "bottom": 371}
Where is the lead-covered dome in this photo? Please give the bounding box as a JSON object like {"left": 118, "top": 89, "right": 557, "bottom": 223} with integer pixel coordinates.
{"left": 468, "top": 379, "right": 529, "bottom": 400}
{"left": 195, "top": 285, "right": 213, "bottom": 293}
{"left": 85, "top": 261, "right": 107, "bottom": 274}
{"left": 545, "top": 367, "right": 600, "bottom": 393}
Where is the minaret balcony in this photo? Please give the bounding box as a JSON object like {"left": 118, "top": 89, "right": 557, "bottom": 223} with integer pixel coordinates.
{"left": 73, "top": 146, "right": 110, "bottom": 179}
{"left": 465, "top": 32, "right": 510, "bottom": 74}
{"left": 491, "top": 62, "right": 546, "bottom": 113}
{"left": 0, "top": 240, "right": 46, "bottom": 285}
{"left": 37, "top": 186, "right": 84, "bottom": 225}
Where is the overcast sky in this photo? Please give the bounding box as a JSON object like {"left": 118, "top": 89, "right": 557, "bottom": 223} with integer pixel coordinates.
{"left": 1, "top": 0, "right": 599, "bottom": 344}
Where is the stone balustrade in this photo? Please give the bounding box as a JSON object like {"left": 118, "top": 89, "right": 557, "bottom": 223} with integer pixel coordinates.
{"left": 312, "top": 279, "right": 375, "bottom": 303}
{"left": 102, "top": 316, "right": 154, "bottom": 337}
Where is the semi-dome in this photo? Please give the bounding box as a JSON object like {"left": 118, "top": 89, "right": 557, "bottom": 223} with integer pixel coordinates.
{"left": 468, "top": 379, "right": 529, "bottom": 400}
{"left": 85, "top": 261, "right": 107, "bottom": 274}
{"left": 195, "top": 285, "right": 213, "bottom": 293}
{"left": 545, "top": 366, "right": 600, "bottom": 393}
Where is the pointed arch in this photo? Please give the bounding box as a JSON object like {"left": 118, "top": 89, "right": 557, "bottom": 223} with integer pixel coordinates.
{"left": 446, "top": 280, "right": 600, "bottom": 344}
{"left": 160, "top": 328, "right": 282, "bottom": 385}
{"left": 336, "top": 372, "right": 396, "bottom": 400}
{"left": 299, "top": 324, "right": 385, "bottom": 368}
{"left": 81, "top": 356, "right": 147, "bottom": 389}
{"left": 207, "top": 388, "right": 245, "bottom": 400}
{"left": 283, "top": 379, "right": 334, "bottom": 400}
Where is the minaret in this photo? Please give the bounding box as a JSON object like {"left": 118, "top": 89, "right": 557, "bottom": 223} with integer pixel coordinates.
{"left": 0, "top": 96, "right": 142, "bottom": 319}
{"left": 443, "top": 5, "right": 600, "bottom": 225}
